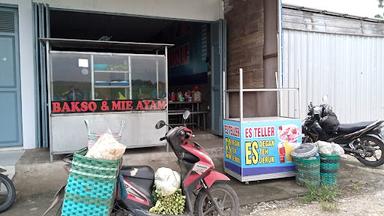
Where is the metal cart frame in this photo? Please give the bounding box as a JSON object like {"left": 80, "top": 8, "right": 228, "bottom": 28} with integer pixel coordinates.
{"left": 42, "top": 38, "right": 173, "bottom": 161}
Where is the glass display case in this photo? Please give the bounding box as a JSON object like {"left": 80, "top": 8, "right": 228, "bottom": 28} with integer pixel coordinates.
{"left": 51, "top": 53, "right": 92, "bottom": 101}
{"left": 93, "top": 54, "right": 130, "bottom": 100}
{"left": 47, "top": 46, "right": 169, "bottom": 160}
{"left": 50, "top": 52, "right": 167, "bottom": 102}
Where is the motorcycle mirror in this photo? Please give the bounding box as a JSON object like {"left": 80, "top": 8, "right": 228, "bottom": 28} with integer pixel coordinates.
{"left": 313, "top": 106, "right": 322, "bottom": 115}
{"left": 155, "top": 120, "right": 166, "bottom": 129}
{"left": 321, "top": 95, "right": 328, "bottom": 103}
{"left": 183, "top": 110, "right": 191, "bottom": 120}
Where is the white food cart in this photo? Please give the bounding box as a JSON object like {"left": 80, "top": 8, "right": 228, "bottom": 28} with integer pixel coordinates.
{"left": 43, "top": 38, "right": 172, "bottom": 160}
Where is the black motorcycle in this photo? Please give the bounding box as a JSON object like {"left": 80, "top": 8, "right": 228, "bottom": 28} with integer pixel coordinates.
{"left": 302, "top": 102, "right": 384, "bottom": 167}
{"left": 0, "top": 166, "right": 16, "bottom": 213}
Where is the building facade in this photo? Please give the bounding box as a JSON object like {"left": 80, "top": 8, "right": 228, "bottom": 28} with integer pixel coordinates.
{"left": 0, "top": 0, "right": 282, "bottom": 150}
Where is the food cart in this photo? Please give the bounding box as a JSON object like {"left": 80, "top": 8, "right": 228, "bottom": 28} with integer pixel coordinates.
{"left": 223, "top": 68, "right": 302, "bottom": 183}
{"left": 43, "top": 38, "right": 172, "bottom": 160}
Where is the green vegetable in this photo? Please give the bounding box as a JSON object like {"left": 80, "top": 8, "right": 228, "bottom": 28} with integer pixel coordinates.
{"left": 149, "top": 189, "right": 186, "bottom": 215}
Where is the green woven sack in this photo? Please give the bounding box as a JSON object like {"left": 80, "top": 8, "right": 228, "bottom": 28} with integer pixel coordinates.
{"left": 293, "top": 156, "right": 320, "bottom": 187}
{"left": 71, "top": 148, "right": 121, "bottom": 178}
{"left": 61, "top": 148, "right": 121, "bottom": 216}
{"left": 320, "top": 154, "right": 340, "bottom": 186}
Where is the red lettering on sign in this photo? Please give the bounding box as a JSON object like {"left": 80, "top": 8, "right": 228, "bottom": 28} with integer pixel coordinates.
{"left": 62, "top": 103, "right": 71, "bottom": 112}
{"left": 169, "top": 44, "right": 190, "bottom": 67}
{"left": 52, "top": 102, "right": 61, "bottom": 113}
{"left": 52, "top": 99, "right": 167, "bottom": 113}
{"left": 136, "top": 101, "right": 144, "bottom": 110}
{"left": 247, "top": 128, "right": 253, "bottom": 138}
{"left": 224, "top": 125, "right": 240, "bottom": 137}
{"left": 126, "top": 101, "right": 133, "bottom": 110}
{"left": 80, "top": 102, "right": 88, "bottom": 112}
{"left": 111, "top": 101, "right": 122, "bottom": 111}
{"left": 70, "top": 102, "right": 81, "bottom": 112}
{"left": 88, "top": 102, "right": 97, "bottom": 112}
{"left": 252, "top": 127, "right": 275, "bottom": 138}
{"left": 101, "top": 101, "right": 109, "bottom": 111}
{"left": 157, "top": 100, "right": 167, "bottom": 110}
{"left": 150, "top": 100, "right": 157, "bottom": 110}
{"left": 143, "top": 100, "right": 151, "bottom": 110}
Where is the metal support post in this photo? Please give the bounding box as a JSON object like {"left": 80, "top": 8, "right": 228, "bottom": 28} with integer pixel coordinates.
{"left": 239, "top": 68, "right": 244, "bottom": 121}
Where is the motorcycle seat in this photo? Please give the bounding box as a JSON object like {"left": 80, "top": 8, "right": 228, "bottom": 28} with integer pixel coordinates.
{"left": 337, "top": 121, "right": 375, "bottom": 133}
{"left": 120, "top": 165, "right": 154, "bottom": 180}
{"left": 120, "top": 166, "right": 154, "bottom": 199}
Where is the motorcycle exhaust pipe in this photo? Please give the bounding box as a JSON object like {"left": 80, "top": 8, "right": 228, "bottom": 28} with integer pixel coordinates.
{"left": 343, "top": 147, "right": 364, "bottom": 155}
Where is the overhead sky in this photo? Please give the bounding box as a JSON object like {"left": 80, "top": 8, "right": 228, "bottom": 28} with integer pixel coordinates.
{"left": 283, "top": 0, "right": 383, "bottom": 18}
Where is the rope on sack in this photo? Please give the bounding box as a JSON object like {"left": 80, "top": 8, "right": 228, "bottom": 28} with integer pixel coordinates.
{"left": 71, "top": 161, "right": 117, "bottom": 171}
{"left": 70, "top": 169, "right": 116, "bottom": 179}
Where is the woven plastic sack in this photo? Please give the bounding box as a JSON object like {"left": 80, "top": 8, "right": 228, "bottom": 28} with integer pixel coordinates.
{"left": 316, "top": 141, "right": 344, "bottom": 156}
{"left": 293, "top": 156, "right": 320, "bottom": 187}
{"left": 86, "top": 133, "right": 126, "bottom": 160}
{"left": 61, "top": 149, "right": 120, "bottom": 216}
{"left": 291, "top": 143, "right": 318, "bottom": 158}
{"left": 320, "top": 154, "right": 340, "bottom": 186}
{"left": 154, "top": 167, "right": 181, "bottom": 196}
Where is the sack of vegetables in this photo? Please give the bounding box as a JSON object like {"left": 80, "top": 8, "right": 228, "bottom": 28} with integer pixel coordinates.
{"left": 149, "top": 168, "right": 186, "bottom": 215}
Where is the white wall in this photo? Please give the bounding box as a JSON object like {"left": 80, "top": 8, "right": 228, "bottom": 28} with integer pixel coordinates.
{"left": 0, "top": 0, "right": 222, "bottom": 150}
{"left": 35, "top": 0, "right": 223, "bottom": 21}
{"left": 0, "top": 0, "right": 36, "bottom": 149}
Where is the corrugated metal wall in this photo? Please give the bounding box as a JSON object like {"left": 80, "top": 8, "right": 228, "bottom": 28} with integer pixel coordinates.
{"left": 281, "top": 29, "right": 384, "bottom": 123}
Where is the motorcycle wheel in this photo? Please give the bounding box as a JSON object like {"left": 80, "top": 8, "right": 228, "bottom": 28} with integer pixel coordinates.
{"left": 194, "top": 183, "right": 239, "bottom": 216}
{"left": 0, "top": 173, "right": 16, "bottom": 213}
{"left": 356, "top": 136, "right": 384, "bottom": 167}
{"left": 111, "top": 202, "right": 136, "bottom": 216}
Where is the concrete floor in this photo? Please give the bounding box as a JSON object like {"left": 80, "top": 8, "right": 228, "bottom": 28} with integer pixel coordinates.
{"left": 3, "top": 135, "right": 381, "bottom": 216}
{"left": 0, "top": 149, "right": 24, "bottom": 179}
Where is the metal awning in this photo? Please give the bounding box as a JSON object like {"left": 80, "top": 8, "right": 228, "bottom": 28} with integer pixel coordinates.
{"left": 40, "top": 38, "right": 174, "bottom": 53}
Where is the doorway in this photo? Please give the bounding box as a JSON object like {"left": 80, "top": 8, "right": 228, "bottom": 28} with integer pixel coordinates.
{"left": 0, "top": 6, "right": 22, "bottom": 147}
{"left": 49, "top": 10, "right": 225, "bottom": 135}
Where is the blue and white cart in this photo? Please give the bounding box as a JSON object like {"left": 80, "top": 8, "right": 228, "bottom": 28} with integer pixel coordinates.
{"left": 223, "top": 68, "right": 302, "bottom": 182}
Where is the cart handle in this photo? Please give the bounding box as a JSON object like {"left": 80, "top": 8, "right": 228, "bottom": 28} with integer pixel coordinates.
{"left": 84, "top": 119, "right": 91, "bottom": 134}
{"left": 118, "top": 120, "right": 126, "bottom": 136}
{"left": 84, "top": 120, "right": 125, "bottom": 136}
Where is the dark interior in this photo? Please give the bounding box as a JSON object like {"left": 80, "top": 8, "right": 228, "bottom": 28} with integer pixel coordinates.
{"left": 50, "top": 10, "right": 175, "bottom": 42}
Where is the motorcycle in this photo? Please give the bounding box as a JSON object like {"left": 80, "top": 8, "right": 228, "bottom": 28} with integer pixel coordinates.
{"left": 302, "top": 102, "right": 384, "bottom": 167}
{"left": 0, "top": 166, "right": 16, "bottom": 213}
{"left": 44, "top": 110, "right": 239, "bottom": 216}
{"left": 114, "top": 110, "right": 239, "bottom": 215}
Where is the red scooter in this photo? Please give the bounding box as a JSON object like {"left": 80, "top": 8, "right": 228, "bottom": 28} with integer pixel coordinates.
{"left": 115, "top": 110, "right": 239, "bottom": 215}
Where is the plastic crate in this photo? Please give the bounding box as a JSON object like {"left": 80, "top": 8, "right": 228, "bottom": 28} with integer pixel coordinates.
{"left": 293, "top": 156, "right": 320, "bottom": 187}
{"left": 61, "top": 148, "right": 121, "bottom": 216}
{"left": 320, "top": 154, "right": 340, "bottom": 186}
